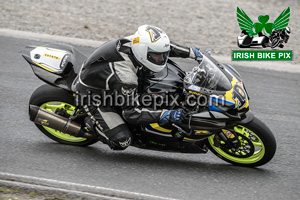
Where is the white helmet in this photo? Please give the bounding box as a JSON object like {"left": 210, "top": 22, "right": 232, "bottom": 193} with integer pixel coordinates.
{"left": 131, "top": 25, "right": 170, "bottom": 72}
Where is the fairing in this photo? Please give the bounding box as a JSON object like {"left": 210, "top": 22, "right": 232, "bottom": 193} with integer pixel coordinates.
{"left": 22, "top": 44, "right": 87, "bottom": 90}
{"left": 184, "top": 54, "right": 250, "bottom": 113}
{"left": 185, "top": 56, "right": 232, "bottom": 91}
{"left": 145, "top": 54, "right": 251, "bottom": 139}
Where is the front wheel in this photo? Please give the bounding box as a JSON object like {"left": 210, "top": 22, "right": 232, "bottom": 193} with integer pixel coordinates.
{"left": 271, "top": 38, "right": 280, "bottom": 48}
{"left": 205, "top": 117, "right": 276, "bottom": 167}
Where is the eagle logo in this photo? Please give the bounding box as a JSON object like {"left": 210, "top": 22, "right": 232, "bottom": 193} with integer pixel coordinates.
{"left": 236, "top": 7, "right": 291, "bottom": 48}
{"left": 237, "top": 7, "right": 290, "bottom": 36}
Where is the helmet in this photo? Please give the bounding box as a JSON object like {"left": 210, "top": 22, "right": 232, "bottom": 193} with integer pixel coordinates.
{"left": 285, "top": 27, "right": 291, "bottom": 34}
{"left": 131, "top": 25, "right": 170, "bottom": 72}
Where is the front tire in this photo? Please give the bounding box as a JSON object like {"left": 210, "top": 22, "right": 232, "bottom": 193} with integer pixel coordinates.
{"left": 29, "top": 84, "right": 98, "bottom": 146}
{"left": 271, "top": 38, "right": 280, "bottom": 48}
{"left": 206, "top": 117, "right": 276, "bottom": 167}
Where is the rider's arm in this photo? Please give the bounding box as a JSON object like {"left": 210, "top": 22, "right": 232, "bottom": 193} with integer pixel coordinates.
{"left": 123, "top": 107, "right": 163, "bottom": 125}
{"left": 169, "top": 41, "right": 200, "bottom": 60}
{"left": 121, "top": 90, "right": 186, "bottom": 125}
{"left": 121, "top": 90, "right": 163, "bottom": 124}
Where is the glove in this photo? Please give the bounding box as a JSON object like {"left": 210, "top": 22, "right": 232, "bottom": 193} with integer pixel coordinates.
{"left": 191, "top": 47, "right": 211, "bottom": 62}
{"left": 203, "top": 49, "right": 211, "bottom": 55}
{"left": 159, "top": 109, "right": 187, "bottom": 126}
{"left": 191, "top": 47, "right": 202, "bottom": 61}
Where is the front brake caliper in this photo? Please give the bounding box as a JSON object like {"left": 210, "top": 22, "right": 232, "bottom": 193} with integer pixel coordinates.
{"left": 213, "top": 134, "right": 221, "bottom": 147}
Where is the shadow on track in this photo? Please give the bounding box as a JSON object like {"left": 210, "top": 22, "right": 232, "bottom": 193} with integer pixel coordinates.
{"left": 33, "top": 142, "right": 274, "bottom": 177}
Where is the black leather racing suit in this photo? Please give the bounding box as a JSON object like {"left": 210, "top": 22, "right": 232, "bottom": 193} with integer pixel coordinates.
{"left": 72, "top": 38, "right": 195, "bottom": 150}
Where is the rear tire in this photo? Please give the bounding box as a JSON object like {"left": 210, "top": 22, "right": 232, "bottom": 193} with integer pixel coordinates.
{"left": 261, "top": 37, "right": 268, "bottom": 48}
{"left": 29, "top": 84, "right": 98, "bottom": 146}
{"left": 205, "top": 117, "right": 276, "bottom": 167}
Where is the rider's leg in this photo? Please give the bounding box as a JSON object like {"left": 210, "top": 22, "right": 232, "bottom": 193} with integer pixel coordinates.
{"left": 83, "top": 104, "right": 132, "bottom": 150}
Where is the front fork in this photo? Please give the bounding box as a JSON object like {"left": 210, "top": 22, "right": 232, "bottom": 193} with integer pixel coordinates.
{"left": 215, "top": 129, "right": 240, "bottom": 149}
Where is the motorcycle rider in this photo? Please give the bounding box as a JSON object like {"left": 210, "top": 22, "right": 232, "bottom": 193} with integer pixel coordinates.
{"left": 72, "top": 25, "right": 204, "bottom": 150}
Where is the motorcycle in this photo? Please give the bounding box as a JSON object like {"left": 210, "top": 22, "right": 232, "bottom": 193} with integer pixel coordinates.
{"left": 237, "top": 30, "right": 269, "bottom": 48}
{"left": 269, "top": 27, "right": 291, "bottom": 49}
{"left": 22, "top": 42, "right": 276, "bottom": 167}
{"left": 237, "top": 27, "right": 291, "bottom": 49}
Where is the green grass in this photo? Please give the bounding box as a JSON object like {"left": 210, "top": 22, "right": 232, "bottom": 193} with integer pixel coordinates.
{"left": 0, "top": 186, "right": 82, "bottom": 200}
{"left": 0, "top": 186, "right": 39, "bottom": 200}
{"left": 0, "top": 187, "right": 11, "bottom": 194}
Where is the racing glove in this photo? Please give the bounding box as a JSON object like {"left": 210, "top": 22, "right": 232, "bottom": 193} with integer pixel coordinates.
{"left": 159, "top": 109, "right": 187, "bottom": 126}
{"left": 190, "top": 47, "right": 211, "bottom": 62}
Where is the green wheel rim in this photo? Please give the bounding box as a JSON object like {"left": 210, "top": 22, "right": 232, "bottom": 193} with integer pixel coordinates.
{"left": 40, "top": 102, "right": 86, "bottom": 142}
{"left": 208, "top": 125, "right": 265, "bottom": 164}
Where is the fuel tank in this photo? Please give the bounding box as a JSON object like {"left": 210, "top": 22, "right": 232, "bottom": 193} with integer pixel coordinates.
{"left": 138, "top": 59, "right": 186, "bottom": 94}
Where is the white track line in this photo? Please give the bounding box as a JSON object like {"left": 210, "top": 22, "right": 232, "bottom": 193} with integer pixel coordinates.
{"left": 0, "top": 179, "right": 125, "bottom": 200}
{"left": 0, "top": 28, "right": 299, "bottom": 73}
{"left": 0, "top": 172, "right": 177, "bottom": 200}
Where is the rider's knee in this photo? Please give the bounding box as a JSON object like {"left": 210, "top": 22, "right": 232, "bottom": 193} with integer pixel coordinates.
{"left": 106, "top": 124, "right": 132, "bottom": 150}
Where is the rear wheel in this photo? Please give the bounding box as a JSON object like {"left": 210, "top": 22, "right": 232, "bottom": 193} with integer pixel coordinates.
{"left": 261, "top": 37, "right": 269, "bottom": 48}
{"left": 29, "top": 84, "right": 98, "bottom": 146}
{"left": 206, "top": 117, "right": 276, "bottom": 167}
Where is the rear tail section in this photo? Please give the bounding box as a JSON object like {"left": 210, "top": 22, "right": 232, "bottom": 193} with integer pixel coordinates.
{"left": 21, "top": 43, "right": 87, "bottom": 90}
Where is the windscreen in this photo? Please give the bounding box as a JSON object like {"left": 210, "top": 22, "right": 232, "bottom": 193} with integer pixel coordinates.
{"left": 187, "top": 55, "right": 232, "bottom": 91}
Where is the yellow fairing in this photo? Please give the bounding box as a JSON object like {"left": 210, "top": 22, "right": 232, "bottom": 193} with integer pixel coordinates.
{"left": 32, "top": 61, "right": 55, "bottom": 73}
{"left": 149, "top": 123, "right": 172, "bottom": 133}
{"left": 223, "top": 77, "right": 249, "bottom": 110}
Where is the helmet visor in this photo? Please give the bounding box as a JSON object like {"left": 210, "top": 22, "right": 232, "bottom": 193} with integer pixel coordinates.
{"left": 147, "top": 48, "right": 169, "bottom": 66}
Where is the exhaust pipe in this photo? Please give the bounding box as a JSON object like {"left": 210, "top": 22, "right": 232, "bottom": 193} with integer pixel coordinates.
{"left": 29, "top": 105, "right": 96, "bottom": 139}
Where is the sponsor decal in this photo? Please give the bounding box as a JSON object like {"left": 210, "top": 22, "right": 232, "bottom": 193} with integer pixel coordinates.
{"left": 145, "top": 25, "right": 164, "bottom": 43}
{"left": 188, "top": 90, "right": 202, "bottom": 96}
{"left": 226, "top": 131, "right": 235, "bottom": 139}
{"left": 38, "top": 118, "right": 50, "bottom": 126}
{"left": 43, "top": 53, "right": 61, "bottom": 60}
{"left": 222, "top": 130, "right": 235, "bottom": 139}
{"left": 133, "top": 37, "right": 140, "bottom": 45}
{"left": 188, "top": 85, "right": 201, "bottom": 92}
{"left": 232, "top": 83, "right": 247, "bottom": 110}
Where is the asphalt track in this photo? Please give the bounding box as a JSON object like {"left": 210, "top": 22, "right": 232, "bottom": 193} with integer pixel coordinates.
{"left": 0, "top": 35, "right": 300, "bottom": 200}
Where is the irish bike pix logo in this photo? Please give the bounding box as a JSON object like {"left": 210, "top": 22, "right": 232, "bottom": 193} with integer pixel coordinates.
{"left": 233, "top": 7, "right": 293, "bottom": 61}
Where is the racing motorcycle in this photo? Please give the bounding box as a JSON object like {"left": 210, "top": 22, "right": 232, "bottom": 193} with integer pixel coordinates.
{"left": 22, "top": 43, "right": 276, "bottom": 168}
{"left": 237, "top": 27, "right": 291, "bottom": 49}
{"left": 237, "top": 30, "right": 269, "bottom": 48}
{"left": 269, "top": 27, "right": 291, "bottom": 48}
